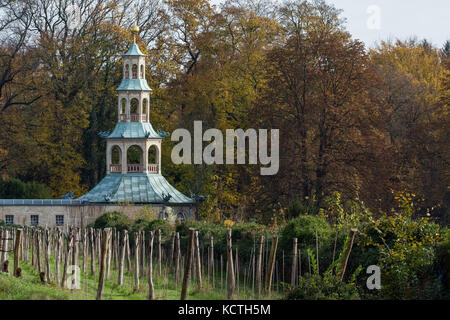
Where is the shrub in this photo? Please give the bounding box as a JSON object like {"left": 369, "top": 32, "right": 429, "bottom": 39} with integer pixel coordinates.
{"left": 280, "top": 215, "right": 332, "bottom": 251}
{"left": 286, "top": 198, "right": 317, "bottom": 219}
{"left": 285, "top": 273, "right": 360, "bottom": 300}
{"left": 147, "top": 219, "right": 175, "bottom": 239}
{"left": 93, "top": 211, "right": 131, "bottom": 231}
{"left": 436, "top": 232, "right": 450, "bottom": 298}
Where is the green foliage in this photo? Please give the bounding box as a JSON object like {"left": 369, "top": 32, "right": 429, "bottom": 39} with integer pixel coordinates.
{"left": 436, "top": 233, "right": 450, "bottom": 298}
{"left": 147, "top": 219, "right": 175, "bottom": 238}
{"left": 358, "top": 195, "right": 442, "bottom": 299}
{"left": 285, "top": 273, "right": 360, "bottom": 300}
{"left": 93, "top": 211, "right": 131, "bottom": 231}
{"left": 280, "top": 215, "right": 332, "bottom": 252}
{"left": 0, "top": 178, "right": 52, "bottom": 199}
{"left": 286, "top": 198, "right": 317, "bottom": 219}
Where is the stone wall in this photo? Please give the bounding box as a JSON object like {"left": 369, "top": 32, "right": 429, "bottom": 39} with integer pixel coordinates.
{"left": 0, "top": 204, "right": 194, "bottom": 228}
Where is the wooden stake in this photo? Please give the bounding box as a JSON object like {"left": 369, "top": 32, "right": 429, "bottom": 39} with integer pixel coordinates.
{"left": 338, "top": 228, "right": 357, "bottom": 281}
{"left": 226, "top": 229, "right": 235, "bottom": 299}
{"left": 148, "top": 231, "right": 155, "bottom": 300}
{"left": 96, "top": 228, "right": 111, "bottom": 300}
{"left": 291, "top": 238, "right": 298, "bottom": 286}
{"left": 256, "top": 235, "right": 264, "bottom": 297}
{"left": 181, "top": 228, "right": 195, "bottom": 300}
{"left": 265, "top": 236, "right": 278, "bottom": 295}
{"left": 13, "top": 228, "right": 22, "bottom": 277}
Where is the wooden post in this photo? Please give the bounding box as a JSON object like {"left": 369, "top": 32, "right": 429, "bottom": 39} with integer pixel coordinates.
{"left": 226, "top": 229, "right": 235, "bottom": 299}
{"left": 181, "top": 228, "right": 195, "bottom": 300}
{"left": 96, "top": 228, "right": 111, "bottom": 300}
{"left": 118, "top": 230, "right": 127, "bottom": 285}
{"left": 125, "top": 230, "right": 131, "bottom": 272}
{"left": 106, "top": 229, "right": 112, "bottom": 280}
{"left": 44, "top": 228, "right": 51, "bottom": 283}
{"left": 36, "top": 229, "right": 42, "bottom": 273}
{"left": 55, "top": 229, "right": 62, "bottom": 284}
{"left": 265, "top": 235, "right": 278, "bottom": 295}
{"left": 134, "top": 231, "right": 140, "bottom": 291}
{"left": 290, "top": 238, "right": 298, "bottom": 286}
{"left": 90, "top": 228, "right": 96, "bottom": 276}
{"left": 194, "top": 230, "right": 202, "bottom": 290}
{"left": 61, "top": 231, "right": 73, "bottom": 288}
{"left": 170, "top": 231, "right": 176, "bottom": 266}
{"left": 175, "top": 232, "right": 181, "bottom": 286}
{"left": 148, "top": 231, "right": 155, "bottom": 300}
{"left": 209, "top": 236, "right": 214, "bottom": 289}
{"left": 255, "top": 235, "right": 264, "bottom": 297}
{"left": 13, "top": 228, "right": 23, "bottom": 277}
{"left": 1, "top": 229, "right": 9, "bottom": 271}
{"left": 140, "top": 230, "right": 145, "bottom": 277}
{"left": 157, "top": 229, "right": 162, "bottom": 278}
{"left": 338, "top": 228, "right": 357, "bottom": 281}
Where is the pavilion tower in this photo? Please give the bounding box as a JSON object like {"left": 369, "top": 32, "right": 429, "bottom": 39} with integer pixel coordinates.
{"left": 78, "top": 26, "right": 194, "bottom": 211}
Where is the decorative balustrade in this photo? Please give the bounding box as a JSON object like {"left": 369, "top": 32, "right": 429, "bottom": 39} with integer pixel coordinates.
{"left": 148, "top": 164, "right": 159, "bottom": 174}
{"left": 120, "top": 113, "right": 147, "bottom": 122}
{"left": 110, "top": 164, "right": 122, "bottom": 173}
{"left": 127, "top": 164, "right": 143, "bottom": 173}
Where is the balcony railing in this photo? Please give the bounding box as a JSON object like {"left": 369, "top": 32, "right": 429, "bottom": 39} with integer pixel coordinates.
{"left": 148, "top": 164, "right": 159, "bottom": 174}
{"left": 120, "top": 113, "right": 147, "bottom": 122}
{"left": 110, "top": 164, "right": 122, "bottom": 173}
{"left": 111, "top": 164, "right": 158, "bottom": 173}
{"left": 127, "top": 164, "right": 143, "bottom": 173}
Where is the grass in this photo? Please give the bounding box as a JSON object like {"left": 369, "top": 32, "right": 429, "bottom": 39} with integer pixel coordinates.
{"left": 0, "top": 251, "right": 281, "bottom": 300}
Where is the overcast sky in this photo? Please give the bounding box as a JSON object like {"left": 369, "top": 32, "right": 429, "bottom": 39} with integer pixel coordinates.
{"left": 325, "top": 0, "right": 450, "bottom": 48}
{"left": 212, "top": 0, "right": 450, "bottom": 49}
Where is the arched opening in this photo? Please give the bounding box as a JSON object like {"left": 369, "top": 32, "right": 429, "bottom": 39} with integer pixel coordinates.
{"left": 130, "top": 98, "right": 139, "bottom": 121}
{"left": 132, "top": 64, "right": 138, "bottom": 78}
{"left": 127, "top": 145, "right": 143, "bottom": 173}
{"left": 111, "top": 146, "right": 121, "bottom": 164}
{"left": 148, "top": 144, "right": 159, "bottom": 173}
{"left": 140, "top": 65, "right": 144, "bottom": 78}
{"left": 110, "top": 145, "right": 122, "bottom": 173}
{"left": 142, "top": 98, "right": 148, "bottom": 121}
{"left": 125, "top": 64, "right": 129, "bottom": 79}
{"left": 120, "top": 98, "right": 126, "bottom": 121}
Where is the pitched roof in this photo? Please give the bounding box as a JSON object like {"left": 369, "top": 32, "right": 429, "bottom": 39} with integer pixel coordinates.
{"left": 116, "top": 78, "right": 152, "bottom": 91}
{"left": 78, "top": 173, "right": 195, "bottom": 205}
{"left": 107, "top": 122, "right": 164, "bottom": 139}
{"left": 122, "top": 43, "right": 146, "bottom": 57}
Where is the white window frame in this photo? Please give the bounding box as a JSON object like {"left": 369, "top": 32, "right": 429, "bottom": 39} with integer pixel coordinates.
{"left": 56, "top": 215, "right": 64, "bottom": 226}
{"left": 5, "top": 215, "right": 14, "bottom": 225}
{"left": 30, "top": 215, "right": 39, "bottom": 226}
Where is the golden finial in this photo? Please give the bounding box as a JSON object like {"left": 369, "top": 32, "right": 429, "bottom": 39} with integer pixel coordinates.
{"left": 131, "top": 25, "right": 139, "bottom": 42}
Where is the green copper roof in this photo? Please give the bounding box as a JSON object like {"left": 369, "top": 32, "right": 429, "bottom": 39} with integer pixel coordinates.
{"left": 116, "top": 78, "right": 152, "bottom": 91}
{"left": 122, "top": 43, "right": 146, "bottom": 56}
{"left": 78, "top": 173, "right": 194, "bottom": 204}
{"left": 107, "top": 122, "right": 164, "bottom": 139}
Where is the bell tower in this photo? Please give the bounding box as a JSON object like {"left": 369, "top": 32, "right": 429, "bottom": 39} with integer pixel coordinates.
{"left": 105, "top": 25, "right": 162, "bottom": 176}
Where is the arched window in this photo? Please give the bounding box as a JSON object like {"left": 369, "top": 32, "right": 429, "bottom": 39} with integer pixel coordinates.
{"left": 121, "top": 98, "right": 126, "bottom": 114}
{"left": 111, "top": 146, "right": 121, "bottom": 164}
{"left": 132, "top": 64, "right": 138, "bottom": 78}
{"left": 127, "top": 145, "right": 143, "bottom": 173}
{"left": 148, "top": 145, "right": 158, "bottom": 164}
{"left": 148, "top": 144, "right": 159, "bottom": 173}
{"left": 125, "top": 64, "right": 129, "bottom": 79}
{"left": 130, "top": 98, "right": 139, "bottom": 114}
{"left": 140, "top": 65, "right": 144, "bottom": 78}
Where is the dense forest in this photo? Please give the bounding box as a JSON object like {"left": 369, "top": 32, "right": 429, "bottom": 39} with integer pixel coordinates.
{"left": 0, "top": 0, "right": 449, "bottom": 225}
